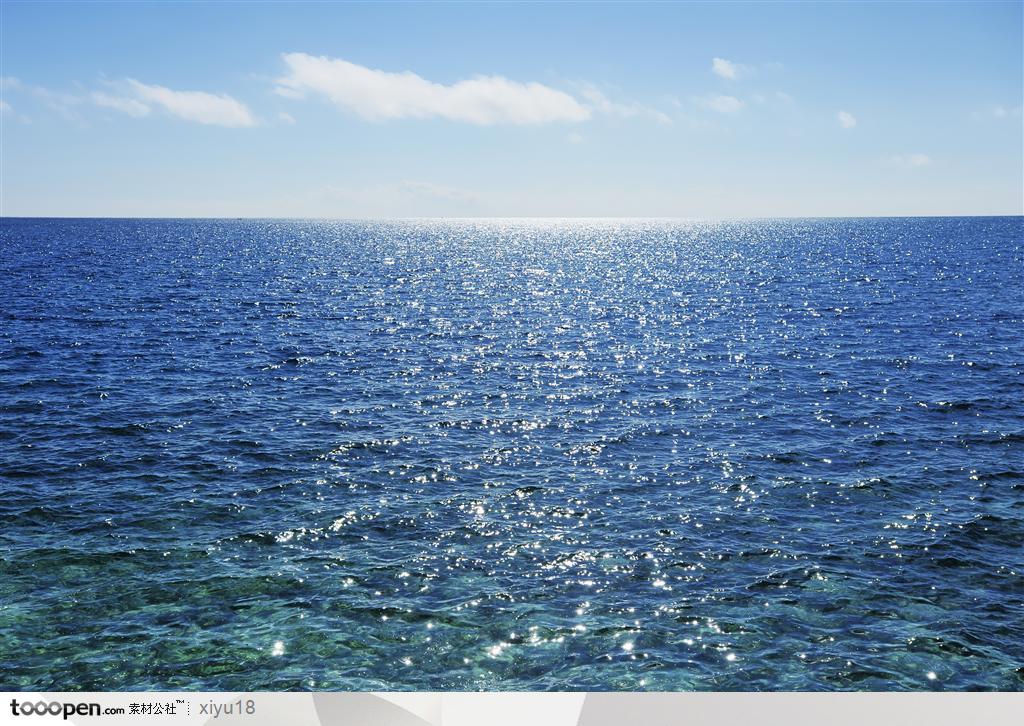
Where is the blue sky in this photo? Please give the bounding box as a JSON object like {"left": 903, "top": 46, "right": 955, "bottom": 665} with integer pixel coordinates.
{"left": 1, "top": 1, "right": 1021, "bottom": 217}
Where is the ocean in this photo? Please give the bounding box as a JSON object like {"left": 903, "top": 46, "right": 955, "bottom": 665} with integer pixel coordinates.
{"left": 1, "top": 217, "right": 1021, "bottom": 691}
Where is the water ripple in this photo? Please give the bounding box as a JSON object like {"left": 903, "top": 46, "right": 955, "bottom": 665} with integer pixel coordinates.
{"left": 0, "top": 217, "right": 1022, "bottom": 691}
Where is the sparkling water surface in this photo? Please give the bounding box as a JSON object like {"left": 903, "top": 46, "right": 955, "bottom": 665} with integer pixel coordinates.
{"left": 1, "top": 217, "right": 1022, "bottom": 691}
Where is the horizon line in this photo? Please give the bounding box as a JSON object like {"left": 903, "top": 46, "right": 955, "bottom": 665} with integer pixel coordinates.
{"left": 3, "top": 214, "right": 1023, "bottom": 222}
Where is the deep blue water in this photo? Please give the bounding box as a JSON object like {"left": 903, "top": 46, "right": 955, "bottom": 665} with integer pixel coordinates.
{"left": 1, "top": 217, "right": 1022, "bottom": 691}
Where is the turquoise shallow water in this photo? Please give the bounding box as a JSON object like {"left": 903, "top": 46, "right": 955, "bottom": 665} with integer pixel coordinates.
{"left": 0, "top": 217, "right": 1022, "bottom": 691}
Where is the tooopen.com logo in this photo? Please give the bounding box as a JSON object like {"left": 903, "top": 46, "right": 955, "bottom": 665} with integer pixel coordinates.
{"left": 9, "top": 700, "right": 124, "bottom": 720}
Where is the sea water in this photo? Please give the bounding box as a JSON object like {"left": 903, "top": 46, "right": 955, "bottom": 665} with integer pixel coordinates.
{"left": 1, "top": 217, "right": 1021, "bottom": 690}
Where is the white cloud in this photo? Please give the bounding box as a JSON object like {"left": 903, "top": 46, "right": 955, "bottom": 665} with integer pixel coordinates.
{"left": 124, "top": 79, "right": 255, "bottom": 126}
{"left": 889, "top": 153, "right": 932, "bottom": 168}
{"left": 567, "top": 132, "right": 584, "bottom": 144}
{"left": 276, "top": 52, "right": 590, "bottom": 125}
{"left": 694, "top": 94, "right": 744, "bottom": 113}
{"left": 1, "top": 76, "right": 23, "bottom": 91}
{"left": 837, "top": 110, "right": 857, "bottom": 128}
{"left": 277, "top": 111, "right": 296, "bottom": 124}
{"left": 775, "top": 91, "right": 793, "bottom": 103}
{"left": 712, "top": 58, "right": 747, "bottom": 80}
{"left": 0, "top": 100, "right": 11, "bottom": 115}
{"left": 92, "top": 91, "right": 150, "bottom": 118}
{"left": 579, "top": 85, "right": 671, "bottom": 125}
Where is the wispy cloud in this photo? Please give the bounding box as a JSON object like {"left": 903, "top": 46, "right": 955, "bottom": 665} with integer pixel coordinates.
{"left": 5, "top": 75, "right": 253, "bottom": 127}
{"left": 579, "top": 85, "right": 671, "bottom": 125}
{"left": 395, "top": 180, "right": 480, "bottom": 203}
{"left": 971, "top": 104, "right": 1023, "bottom": 121}
{"left": 1, "top": 76, "right": 76, "bottom": 122}
{"left": 567, "top": 132, "right": 584, "bottom": 144}
{"left": 36, "top": 90, "right": 84, "bottom": 121}
{"left": 888, "top": 153, "right": 932, "bottom": 168}
{"left": 275, "top": 52, "right": 590, "bottom": 125}
{"left": 326, "top": 180, "right": 481, "bottom": 203}
{"left": 0, "top": 100, "right": 11, "bottom": 115}
{"left": 837, "top": 110, "right": 857, "bottom": 128}
{"left": 320, "top": 179, "right": 485, "bottom": 216}
{"left": 92, "top": 91, "right": 150, "bottom": 118}
{"left": 90, "top": 80, "right": 254, "bottom": 126}
{"left": 711, "top": 58, "right": 748, "bottom": 80}
{"left": 694, "top": 94, "right": 744, "bottom": 114}
{"left": 122, "top": 80, "right": 255, "bottom": 126}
